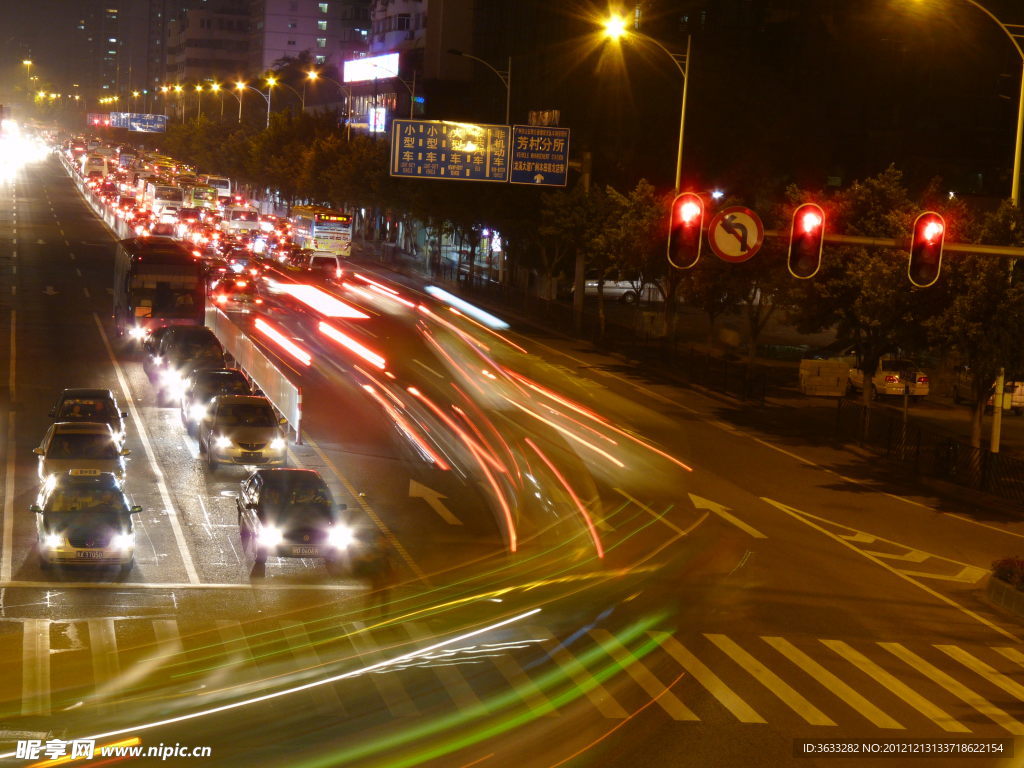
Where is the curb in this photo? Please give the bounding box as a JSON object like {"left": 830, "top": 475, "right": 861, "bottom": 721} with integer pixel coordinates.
{"left": 985, "top": 575, "right": 1024, "bottom": 620}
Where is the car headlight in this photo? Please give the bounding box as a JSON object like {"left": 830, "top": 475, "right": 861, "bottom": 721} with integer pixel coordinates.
{"left": 257, "top": 526, "right": 282, "bottom": 547}
{"left": 111, "top": 532, "right": 135, "bottom": 550}
{"left": 327, "top": 525, "right": 354, "bottom": 549}
{"left": 214, "top": 435, "right": 232, "bottom": 449}
{"left": 269, "top": 437, "right": 286, "bottom": 451}
{"left": 189, "top": 403, "right": 208, "bottom": 423}
{"left": 128, "top": 326, "right": 148, "bottom": 340}
{"left": 44, "top": 533, "right": 62, "bottom": 548}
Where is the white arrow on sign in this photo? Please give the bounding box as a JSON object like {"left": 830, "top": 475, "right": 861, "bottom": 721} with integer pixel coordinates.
{"left": 688, "top": 493, "right": 767, "bottom": 539}
{"left": 409, "top": 479, "right": 462, "bottom": 525}
{"left": 42, "top": 286, "right": 58, "bottom": 296}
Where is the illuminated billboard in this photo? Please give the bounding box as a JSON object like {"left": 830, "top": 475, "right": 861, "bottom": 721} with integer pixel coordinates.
{"left": 344, "top": 53, "right": 400, "bottom": 83}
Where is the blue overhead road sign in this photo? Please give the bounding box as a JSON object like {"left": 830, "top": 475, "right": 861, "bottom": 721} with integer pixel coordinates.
{"left": 390, "top": 119, "right": 510, "bottom": 182}
{"left": 510, "top": 126, "right": 570, "bottom": 187}
{"left": 110, "top": 112, "right": 167, "bottom": 133}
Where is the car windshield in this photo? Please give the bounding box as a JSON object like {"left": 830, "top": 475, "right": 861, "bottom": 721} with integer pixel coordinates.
{"left": 261, "top": 478, "right": 334, "bottom": 519}
{"left": 230, "top": 210, "right": 256, "bottom": 221}
{"left": 59, "top": 399, "right": 113, "bottom": 420}
{"left": 44, "top": 488, "right": 127, "bottom": 515}
{"left": 216, "top": 403, "right": 276, "bottom": 427}
{"left": 198, "top": 377, "right": 248, "bottom": 400}
{"left": 47, "top": 433, "right": 118, "bottom": 459}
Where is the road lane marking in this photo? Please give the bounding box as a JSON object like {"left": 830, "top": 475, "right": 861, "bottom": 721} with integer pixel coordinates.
{"left": 1, "top": 309, "right": 15, "bottom": 584}
{"left": 822, "top": 639, "right": 969, "bottom": 732}
{"left": 762, "top": 635, "right": 902, "bottom": 729}
{"left": 937, "top": 645, "right": 1024, "bottom": 704}
{"left": 303, "top": 433, "right": 427, "bottom": 584}
{"left": 532, "top": 625, "right": 628, "bottom": 718}
{"left": 349, "top": 620, "right": 419, "bottom": 716}
{"left": 279, "top": 620, "right": 345, "bottom": 715}
{"left": 21, "top": 619, "right": 50, "bottom": 716}
{"left": 92, "top": 312, "right": 200, "bottom": 584}
{"left": 590, "top": 628, "right": 698, "bottom": 721}
{"left": 881, "top": 642, "right": 1024, "bottom": 735}
{"left": 651, "top": 632, "right": 765, "bottom": 723}
{"left": 762, "top": 497, "right": 1021, "bottom": 643}
{"left": 489, "top": 648, "right": 556, "bottom": 716}
{"left": 706, "top": 633, "right": 834, "bottom": 726}
{"left": 404, "top": 621, "right": 481, "bottom": 711}
{"left": 88, "top": 618, "right": 121, "bottom": 715}
{"left": 688, "top": 493, "right": 766, "bottom": 539}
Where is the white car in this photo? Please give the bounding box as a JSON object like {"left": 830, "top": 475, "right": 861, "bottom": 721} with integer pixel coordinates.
{"left": 849, "top": 359, "right": 930, "bottom": 400}
{"left": 35, "top": 422, "right": 131, "bottom": 481}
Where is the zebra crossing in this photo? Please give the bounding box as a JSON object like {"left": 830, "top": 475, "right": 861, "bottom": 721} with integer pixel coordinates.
{"left": 1, "top": 617, "right": 1024, "bottom": 737}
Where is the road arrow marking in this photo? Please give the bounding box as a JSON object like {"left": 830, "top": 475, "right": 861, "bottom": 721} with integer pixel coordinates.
{"left": 409, "top": 479, "right": 462, "bottom": 525}
{"left": 688, "top": 493, "right": 767, "bottom": 539}
{"left": 42, "top": 286, "right": 58, "bottom": 296}
{"left": 760, "top": 497, "right": 1019, "bottom": 643}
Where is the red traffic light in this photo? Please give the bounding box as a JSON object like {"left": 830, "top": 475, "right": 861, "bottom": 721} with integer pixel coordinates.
{"left": 908, "top": 211, "right": 945, "bottom": 288}
{"left": 787, "top": 203, "right": 825, "bottom": 279}
{"left": 668, "top": 192, "right": 704, "bottom": 270}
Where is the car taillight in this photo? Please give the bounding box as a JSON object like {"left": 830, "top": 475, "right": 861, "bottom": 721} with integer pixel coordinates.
{"left": 917, "top": 376, "right": 929, "bottom": 384}
{"left": 215, "top": 294, "right": 228, "bottom": 304}
{"left": 884, "top": 375, "right": 899, "bottom": 383}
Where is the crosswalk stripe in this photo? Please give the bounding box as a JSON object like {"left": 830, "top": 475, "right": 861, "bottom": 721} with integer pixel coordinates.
{"left": 652, "top": 632, "right": 765, "bottom": 724}
{"left": 532, "top": 626, "right": 628, "bottom": 718}
{"left": 152, "top": 620, "right": 182, "bottom": 657}
{"left": 590, "top": 629, "right": 698, "bottom": 721}
{"left": 762, "top": 636, "right": 902, "bottom": 729}
{"left": 489, "top": 650, "right": 557, "bottom": 716}
{"left": 279, "top": 620, "right": 346, "bottom": 716}
{"left": 21, "top": 619, "right": 50, "bottom": 716}
{"left": 880, "top": 643, "right": 1024, "bottom": 735}
{"left": 349, "top": 621, "right": 418, "bottom": 717}
{"left": 707, "top": 634, "right": 834, "bottom": 726}
{"left": 88, "top": 619, "right": 121, "bottom": 713}
{"left": 822, "top": 639, "right": 969, "bottom": 733}
{"left": 993, "top": 646, "right": 1024, "bottom": 670}
{"left": 403, "top": 622, "right": 482, "bottom": 711}
{"left": 937, "top": 645, "right": 1024, "bottom": 703}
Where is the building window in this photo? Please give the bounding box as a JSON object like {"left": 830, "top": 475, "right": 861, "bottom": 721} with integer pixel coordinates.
{"left": 317, "top": 20, "right": 327, "bottom": 30}
{"left": 395, "top": 14, "right": 410, "bottom": 30}
{"left": 287, "top": 39, "right": 296, "bottom": 45}
{"left": 288, "top": 21, "right": 297, "bottom": 28}
{"left": 315, "top": 55, "right": 326, "bottom": 65}
{"left": 318, "top": 2, "right": 328, "bottom": 12}
{"left": 316, "top": 37, "right": 327, "bottom": 48}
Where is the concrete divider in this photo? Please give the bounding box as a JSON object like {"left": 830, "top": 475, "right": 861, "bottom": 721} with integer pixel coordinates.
{"left": 205, "top": 306, "right": 304, "bottom": 443}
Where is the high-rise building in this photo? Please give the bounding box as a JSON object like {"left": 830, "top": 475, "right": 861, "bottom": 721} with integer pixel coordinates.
{"left": 166, "top": 1, "right": 251, "bottom": 83}
{"left": 249, "top": 0, "right": 370, "bottom": 74}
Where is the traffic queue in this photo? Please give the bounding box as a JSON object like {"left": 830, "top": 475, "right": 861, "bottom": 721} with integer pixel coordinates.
{"left": 36, "top": 136, "right": 372, "bottom": 578}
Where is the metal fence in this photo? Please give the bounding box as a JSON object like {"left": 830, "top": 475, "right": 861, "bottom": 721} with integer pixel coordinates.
{"left": 836, "top": 400, "right": 1024, "bottom": 504}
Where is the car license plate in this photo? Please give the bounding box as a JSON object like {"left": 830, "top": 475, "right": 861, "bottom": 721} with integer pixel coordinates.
{"left": 241, "top": 451, "right": 262, "bottom": 460}
{"left": 75, "top": 550, "right": 105, "bottom": 559}
{"left": 292, "top": 546, "right": 320, "bottom": 557}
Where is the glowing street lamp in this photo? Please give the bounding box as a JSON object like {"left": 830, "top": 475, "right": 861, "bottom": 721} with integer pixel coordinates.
{"left": 603, "top": 15, "right": 628, "bottom": 39}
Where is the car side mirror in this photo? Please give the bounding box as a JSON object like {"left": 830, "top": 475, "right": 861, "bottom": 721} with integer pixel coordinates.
{"left": 129, "top": 505, "right": 143, "bottom": 514}
{"left": 29, "top": 504, "right": 42, "bottom": 514}
{"left": 33, "top": 447, "right": 44, "bottom": 456}
{"left": 121, "top": 448, "right": 132, "bottom": 456}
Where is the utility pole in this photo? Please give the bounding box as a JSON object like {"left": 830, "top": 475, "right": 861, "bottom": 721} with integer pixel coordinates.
{"left": 572, "top": 151, "right": 592, "bottom": 335}
{"left": 991, "top": 367, "right": 1006, "bottom": 453}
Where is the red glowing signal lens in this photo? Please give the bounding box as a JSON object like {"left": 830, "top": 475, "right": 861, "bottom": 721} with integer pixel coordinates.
{"left": 923, "top": 221, "right": 944, "bottom": 242}
{"left": 801, "top": 211, "right": 822, "bottom": 234}
{"left": 679, "top": 200, "right": 701, "bottom": 224}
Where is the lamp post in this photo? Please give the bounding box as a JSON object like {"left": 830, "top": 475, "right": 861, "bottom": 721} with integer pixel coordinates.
{"left": 194, "top": 84, "right": 203, "bottom": 119}
{"left": 602, "top": 16, "right": 690, "bottom": 192}
{"left": 239, "top": 79, "right": 273, "bottom": 128}
{"left": 447, "top": 49, "right": 510, "bottom": 124}
{"left": 307, "top": 70, "right": 353, "bottom": 135}
{"left": 173, "top": 83, "right": 184, "bottom": 121}
{"left": 276, "top": 81, "right": 305, "bottom": 112}
{"left": 234, "top": 82, "right": 245, "bottom": 123}
{"left": 22, "top": 59, "right": 32, "bottom": 93}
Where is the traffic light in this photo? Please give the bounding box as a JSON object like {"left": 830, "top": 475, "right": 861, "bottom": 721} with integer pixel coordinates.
{"left": 787, "top": 203, "right": 825, "bottom": 279}
{"left": 908, "top": 211, "right": 945, "bottom": 288}
{"left": 667, "top": 192, "right": 704, "bottom": 269}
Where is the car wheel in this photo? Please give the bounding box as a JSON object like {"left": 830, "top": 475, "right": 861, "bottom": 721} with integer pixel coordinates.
{"left": 870, "top": 384, "right": 880, "bottom": 400}
{"left": 120, "top": 560, "right": 134, "bottom": 575}
{"left": 1014, "top": 407, "right": 1023, "bottom": 417}
{"left": 912, "top": 395, "right": 923, "bottom": 403}
{"left": 619, "top": 291, "right": 637, "bottom": 305}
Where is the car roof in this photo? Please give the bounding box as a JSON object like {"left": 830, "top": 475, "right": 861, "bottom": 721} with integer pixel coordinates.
{"left": 59, "top": 388, "right": 115, "bottom": 400}
{"left": 211, "top": 394, "right": 272, "bottom": 406}
{"left": 50, "top": 470, "right": 123, "bottom": 490}
{"left": 52, "top": 422, "right": 116, "bottom": 435}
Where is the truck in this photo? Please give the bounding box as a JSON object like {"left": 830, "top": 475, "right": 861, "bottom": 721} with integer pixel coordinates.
{"left": 80, "top": 154, "right": 109, "bottom": 178}
{"left": 113, "top": 238, "right": 205, "bottom": 341}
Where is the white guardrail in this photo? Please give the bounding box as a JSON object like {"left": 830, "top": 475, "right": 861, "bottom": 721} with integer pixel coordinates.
{"left": 205, "top": 306, "right": 304, "bottom": 443}
{"left": 61, "top": 153, "right": 305, "bottom": 442}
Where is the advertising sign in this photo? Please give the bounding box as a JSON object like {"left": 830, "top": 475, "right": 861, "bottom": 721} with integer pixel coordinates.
{"left": 390, "top": 119, "right": 510, "bottom": 182}
{"left": 344, "top": 53, "right": 400, "bottom": 83}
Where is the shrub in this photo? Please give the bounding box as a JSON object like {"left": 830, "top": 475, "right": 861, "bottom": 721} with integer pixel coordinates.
{"left": 992, "top": 556, "right": 1024, "bottom": 590}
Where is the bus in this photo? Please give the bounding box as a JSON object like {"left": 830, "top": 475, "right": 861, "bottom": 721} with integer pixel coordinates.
{"left": 113, "top": 238, "right": 205, "bottom": 341}
{"left": 143, "top": 182, "right": 185, "bottom": 217}
{"left": 199, "top": 174, "right": 231, "bottom": 201}
{"left": 185, "top": 184, "right": 218, "bottom": 211}
{"left": 290, "top": 205, "right": 353, "bottom": 256}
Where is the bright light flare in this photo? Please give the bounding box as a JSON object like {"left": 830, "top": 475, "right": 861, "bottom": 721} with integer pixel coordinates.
{"left": 280, "top": 283, "right": 369, "bottom": 318}
{"left": 923, "top": 220, "right": 944, "bottom": 242}
{"left": 679, "top": 200, "right": 701, "bottom": 224}
{"left": 253, "top": 317, "right": 312, "bottom": 366}
{"left": 318, "top": 321, "right": 386, "bottom": 370}
{"left": 801, "top": 210, "right": 823, "bottom": 234}
{"left": 603, "top": 15, "right": 628, "bottom": 39}
{"left": 424, "top": 286, "right": 509, "bottom": 330}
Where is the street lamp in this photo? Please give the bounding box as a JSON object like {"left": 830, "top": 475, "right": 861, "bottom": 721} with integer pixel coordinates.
{"left": 275, "top": 80, "right": 306, "bottom": 112}
{"left": 447, "top": 49, "right": 510, "bottom": 124}
{"left": 307, "top": 69, "right": 355, "bottom": 136}
{"left": 238, "top": 79, "right": 273, "bottom": 128}
{"left": 22, "top": 59, "right": 32, "bottom": 91}
{"left": 602, "top": 15, "right": 690, "bottom": 192}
